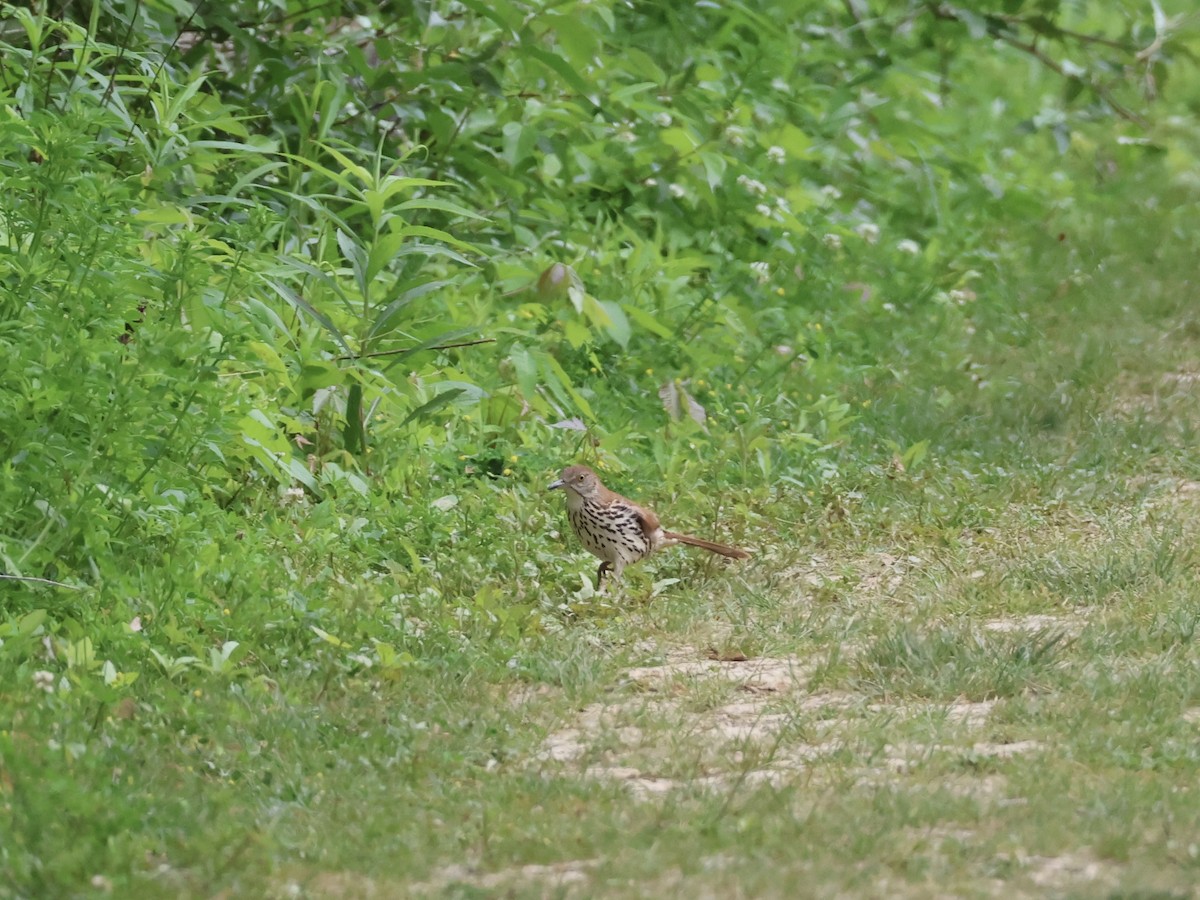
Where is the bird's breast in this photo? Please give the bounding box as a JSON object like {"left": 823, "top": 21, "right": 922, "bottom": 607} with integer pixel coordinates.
{"left": 567, "top": 500, "right": 653, "bottom": 563}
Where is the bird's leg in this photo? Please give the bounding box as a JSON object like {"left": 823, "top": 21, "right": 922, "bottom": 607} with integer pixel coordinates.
{"left": 595, "top": 561, "right": 611, "bottom": 591}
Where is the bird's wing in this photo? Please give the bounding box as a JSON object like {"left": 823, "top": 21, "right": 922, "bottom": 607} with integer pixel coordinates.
{"left": 628, "top": 500, "right": 661, "bottom": 537}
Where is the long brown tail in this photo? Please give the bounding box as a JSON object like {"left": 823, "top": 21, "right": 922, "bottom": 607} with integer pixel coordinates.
{"left": 663, "top": 531, "right": 750, "bottom": 560}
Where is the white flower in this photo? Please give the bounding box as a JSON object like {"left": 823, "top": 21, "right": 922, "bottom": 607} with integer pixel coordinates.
{"left": 755, "top": 203, "right": 773, "bottom": 217}
{"left": 736, "top": 175, "right": 768, "bottom": 196}
{"left": 750, "top": 261, "right": 771, "bottom": 283}
{"left": 766, "top": 145, "right": 786, "bottom": 164}
{"left": 882, "top": 302, "right": 896, "bottom": 312}
{"left": 616, "top": 129, "right": 636, "bottom": 143}
{"left": 668, "top": 183, "right": 686, "bottom": 199}
{"left": 33, "top": 670, "right": 55, "bottom": 693}
{"left": 653, "top": 112, "right": 672, "bottom": 128}
{"left": 855, "top": 223, "right": 880, "bottom": 244}
{"left": 821, "top": 233, "right": 843, "bottom": 251}
{"left": 643, "top": 177, "right": 658, "bottom": 187}
{"left": 725, "top": 126, "right": 747, "bottom": 147}
{"left": 819, "top": 185, "right": 842, "bottom": 201}
{"left": 896, "top": 239, "right": 921, "bottom": 255}
{"left": 280, "top": 487, "right": 306, "bottom": 506}
{"left": 771, "top": 77, "right": 790, "bottom": 93}
{"left": 949, "top": 289, "right": 976, "bottom": 305}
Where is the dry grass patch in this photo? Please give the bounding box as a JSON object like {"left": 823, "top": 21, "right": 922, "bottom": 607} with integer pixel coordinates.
{"left": 785, "top": 550, "right": 923, "bottom": 599}
{"left": 533, "top": 639, "right": 1043, "bottom": 800}
{"left": 983, "top": 612, "right": 1087, "bottom": 636}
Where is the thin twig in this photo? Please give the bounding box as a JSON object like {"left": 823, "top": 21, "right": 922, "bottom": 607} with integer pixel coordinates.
{"left": 1003, "top": 36, "right": 1146, "bottom": 125}
{"left": 992, "top": 14, "right": 1136, "bottom": 52}
{"left": 335, "top": 337, "right": 495, "bottom": 362}
{"left": 929, "top": 5, "right": 1147, "bottom": 126}
{"left": 1134, "top": 1, "right": 1173, "bottom": 63}
{"left": 0, "top": 574, "right": 84, "bottom": 590}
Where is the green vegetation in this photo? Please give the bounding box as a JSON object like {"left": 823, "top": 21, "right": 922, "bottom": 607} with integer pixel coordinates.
{"left": 2, "top": 1, "right": 1199, "bottom": 895}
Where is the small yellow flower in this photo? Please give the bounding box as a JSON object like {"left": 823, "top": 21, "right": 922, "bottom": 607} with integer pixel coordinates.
{"left": 223, "top": 608, "right": 231, "bottom": 616}
{"left": 193, "top": 689, "right": 203, "bottom": 698}
{"left": 645, "top": 368, "right": 654, "bottom": 375}
{"left": 862, "top": 399, "right": 871, "bottom": 407}
{"left": 509, "top": 454, "right": 518, "bottom": 462}
{"left": 776, "top": 287, "right": 785, "bottom": 296}
{"left": 503, "top": 468, "right": 512, "bottom": 476}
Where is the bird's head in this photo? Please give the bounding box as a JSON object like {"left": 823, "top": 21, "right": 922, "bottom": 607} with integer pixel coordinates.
{"left": 548, "top": 465, "right": 602, "bottom": 500}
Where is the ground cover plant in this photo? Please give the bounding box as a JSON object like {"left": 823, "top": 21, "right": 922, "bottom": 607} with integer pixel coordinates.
{"left": 2, "top": 0, "right": 1199, "bottom": 896}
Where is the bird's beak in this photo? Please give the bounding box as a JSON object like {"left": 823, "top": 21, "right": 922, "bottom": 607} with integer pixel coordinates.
{"left": 548, "top": 478, "right": 565, "bottom": 491}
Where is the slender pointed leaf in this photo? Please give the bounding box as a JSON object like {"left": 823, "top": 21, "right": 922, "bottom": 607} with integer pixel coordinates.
{"left": 400, "top": 387, "right": 468, "bottom": 427}
{"left": 366, "top": 280, "right": 448, "bottom": 342}
{"left": 262, "top": 277, "right": 353, "bottom": 355}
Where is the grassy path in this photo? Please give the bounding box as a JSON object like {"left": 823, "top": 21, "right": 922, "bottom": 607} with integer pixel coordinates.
{"left": 256, "top": 196, "right": 1200, "bottom": 898}
{"left": 8, "top": 192, "right": 1199, "bottom": 899}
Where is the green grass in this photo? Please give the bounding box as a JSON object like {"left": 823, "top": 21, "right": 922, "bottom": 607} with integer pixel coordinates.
{"left": 6, "top": 181, "right": 1200, "bottom": 898}
{"left": 3, "top": 3, "right": 1200, "bottom": 896}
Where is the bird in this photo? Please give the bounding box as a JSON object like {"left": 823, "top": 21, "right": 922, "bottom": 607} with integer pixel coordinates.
{"left": 548, "top": 464, "right": 750, "bottom": 587}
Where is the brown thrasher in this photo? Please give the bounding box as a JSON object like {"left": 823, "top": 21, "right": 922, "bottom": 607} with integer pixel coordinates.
{"left": 548, "top": 465, "right": 750, "bottom": 586}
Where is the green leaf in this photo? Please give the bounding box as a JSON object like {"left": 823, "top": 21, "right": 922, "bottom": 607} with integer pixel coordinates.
{"left": 599, "top": 300, "right": 630, "bottom": 347}
{"left": 456, "top": 0, "right": 524, "bottom": 33}
{"left": 344, "top": 382, "right": 365, "bottom": 455}
{"left": 311, "top": 626, "right": 351, "bottom": 648}
{"left": 366, "top": 280, "right": 449, "bottom": 342}
{"left": 542, "top": 354, "right": 595, "bottom": 419}
{"left": 524, "top": 46, "right": 599, "bottom": 108}
{"left": 393, "top": 197, "right": 490, "bottom": 220}
{"left": 262, "top": 276, "right": 353, "bottom": 356}
{"left": 510, "top": 345, "right": 538, "bottom": 398}
{"left": 395, "top": 224, "right": 480, "bottom": 256}
{"left": 337, "top": 229, "right": 369, "bottom": 299}
{"left": 623, "top": 304, "right": 674, "bottom": 338}
{"left": 64, "top": 637, "right": 95, "bottom": 669}
{"left": 659, "top": 127, "right": 698, "bottom": 154}
{"left": 400, "top": 387, "right": 468, "bottom": 427}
